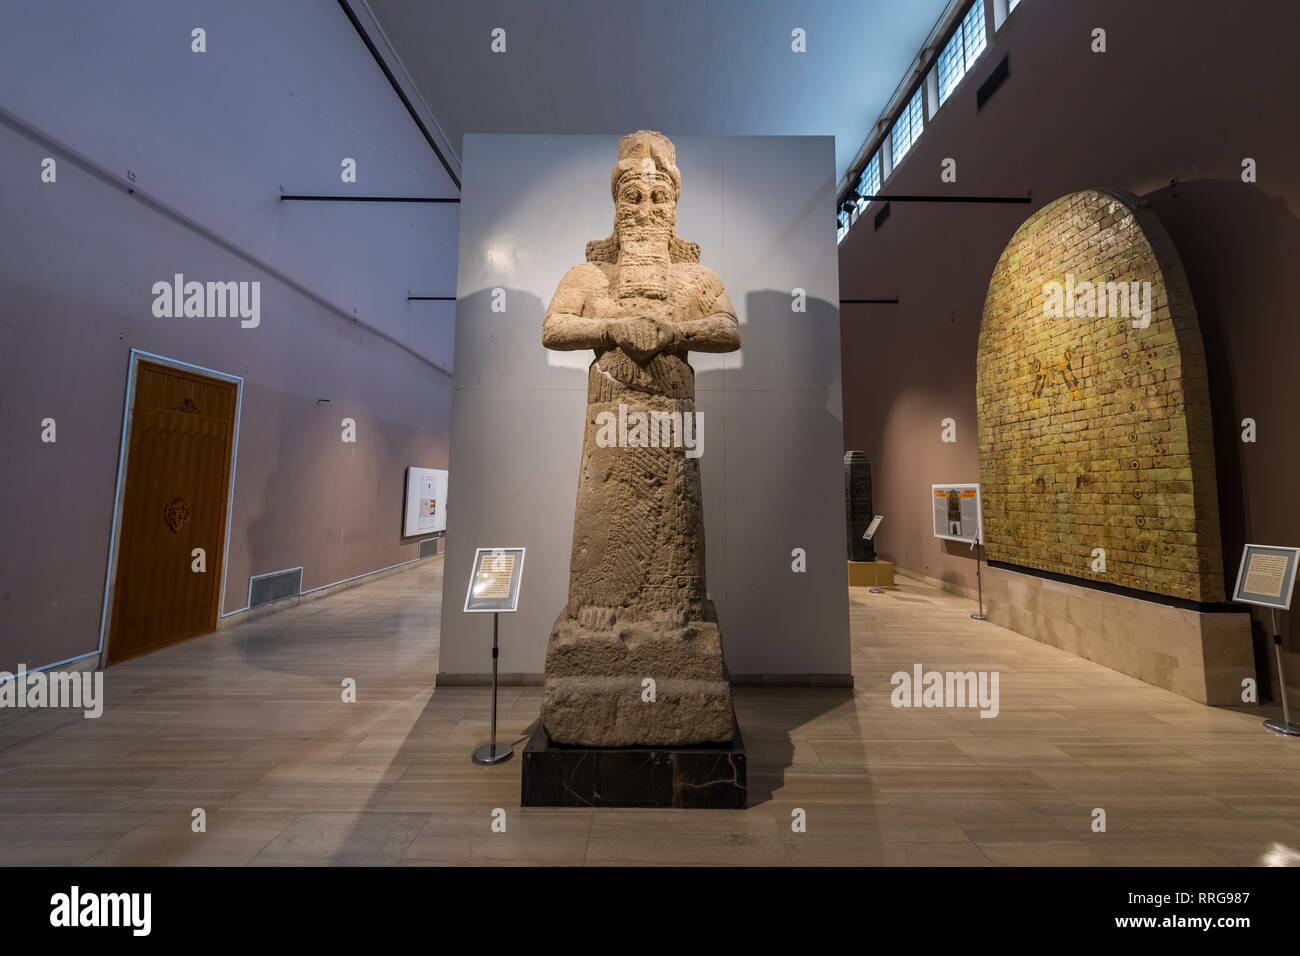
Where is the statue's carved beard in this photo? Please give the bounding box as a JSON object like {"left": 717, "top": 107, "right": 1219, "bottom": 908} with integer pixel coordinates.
{"left": 616, "top": 221, "right": 671, "bottom": 301}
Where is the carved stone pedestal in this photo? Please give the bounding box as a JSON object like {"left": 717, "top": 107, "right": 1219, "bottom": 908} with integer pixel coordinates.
{"left": 520, "top": 717, "right": 747, "bottom": 809}
{"left": 542, "top": 602, "right": 733, "bottom": 747}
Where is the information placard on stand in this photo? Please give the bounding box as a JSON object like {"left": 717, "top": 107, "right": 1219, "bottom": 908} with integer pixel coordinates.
{"left": 464, "top": 547, "right": 526, "bottom": 764}
{"left": 931, "top": 484, "right": 987, "bottom": 619}
{"left": 864, "top": 515, "right": 885, "bottom": 593}
{"left": 1233, "top": 544, "right": 1298, "bottom": 610}
{"left": 931, "top": 483, "right": 983, "bottom": 544}
{"left": 464, "top": 547, "right": 525, "bottom": 613}
{"left": 1232, "top": 543, "right": 1300, "bottom": 737}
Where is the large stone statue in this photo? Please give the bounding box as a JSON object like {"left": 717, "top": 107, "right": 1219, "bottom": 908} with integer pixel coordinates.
{"left": 540, "top": 131, "right": 740, "bottom": 747}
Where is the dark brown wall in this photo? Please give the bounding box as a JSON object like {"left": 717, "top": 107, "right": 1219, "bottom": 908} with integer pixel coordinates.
{"left": 839, "top": 0, "right": 1300, "bottom": 684}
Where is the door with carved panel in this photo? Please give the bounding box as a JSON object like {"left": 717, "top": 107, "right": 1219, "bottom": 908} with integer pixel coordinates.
{"left": 107, "top": 361, "right": 237, "bottom": 664}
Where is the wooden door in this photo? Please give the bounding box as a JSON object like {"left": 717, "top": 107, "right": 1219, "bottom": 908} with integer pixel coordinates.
{"left": 107, "top": 361, "right": 238, "bottom": 664}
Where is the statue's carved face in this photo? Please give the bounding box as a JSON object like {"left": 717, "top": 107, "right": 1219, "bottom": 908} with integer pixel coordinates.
{"left": 611, "top": 163, "right": 678, "bottom": 300}
{"left": 615, "top": 174, "right": 676, "bottom": 239}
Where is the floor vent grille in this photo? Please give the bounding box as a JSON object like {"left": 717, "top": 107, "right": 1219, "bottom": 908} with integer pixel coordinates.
{"left": 250, "top": 568, "right": 302, "bottom": 608}
{"left": 419, "top": 536, "right": 442, "bottom": 558}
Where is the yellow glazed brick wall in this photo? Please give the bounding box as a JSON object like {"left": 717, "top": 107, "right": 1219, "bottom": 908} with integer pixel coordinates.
{"left": 976, "top": 189, "right": 1224, "bottom": 603}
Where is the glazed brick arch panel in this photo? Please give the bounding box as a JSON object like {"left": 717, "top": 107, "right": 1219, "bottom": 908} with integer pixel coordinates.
{"left": 976, "top": 189, "right": 1224, "bottom": 603}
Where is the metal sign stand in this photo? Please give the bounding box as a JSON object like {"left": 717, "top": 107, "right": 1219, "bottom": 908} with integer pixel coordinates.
{"left": 1264, "top": 607, "right": 1300, "bottom": 737}
{"left": 869, "top": 531, "right": 885, "bottom": 594}
{"left": 865, "top": 515, "right": 885, "bottom": 594}
{"left": 971, "top": 535, "right": 987, "bottom": 621}
{"left": 472, "top": 612, "right": 515, "bottom": 764}
{"left": 1229, "top": 544, "right": 1300, "bottom": 739}
{"left": 463, "top": 546, "right": 526, "bottom": 767}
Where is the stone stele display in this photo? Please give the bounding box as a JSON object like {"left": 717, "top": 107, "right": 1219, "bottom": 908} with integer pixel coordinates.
{"left": 976, "top": 188, "right": 1224, "bottom": 603}
{"left": 974, "top": 189, "right": 1254, "bottom": 705}
{"left": 538, "top": 130, "right": 740, "bottom": 748}
{"left": 844, "top": 451, "right": 876, "bottom": 563}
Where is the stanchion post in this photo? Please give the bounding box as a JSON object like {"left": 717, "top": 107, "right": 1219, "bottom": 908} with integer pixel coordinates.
{"left": 869, "top": 530, "right": 884, "bottom": 594}
{"left": 490, "top": 612, "right": 499, "bottom": 755}
{"left": 1264, "top": 607, "right": 1300, "bottom": 737}
{"left": 472, "top": 611, "right": 515, "bottom": 764}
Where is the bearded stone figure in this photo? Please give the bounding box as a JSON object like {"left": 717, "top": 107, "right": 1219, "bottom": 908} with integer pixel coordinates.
{"left": 541, "top": 131, "right": 740, "bottom": 747}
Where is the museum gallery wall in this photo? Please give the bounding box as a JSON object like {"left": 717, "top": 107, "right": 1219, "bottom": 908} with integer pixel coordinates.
{"left": 0, "top": 2, "right": 454, "bottom": 672}
{"left": 837, "top": 0, "right": 1299, "bottom": 696}
{"left": 439, "top": 133, "right": 850, "bottom": 685}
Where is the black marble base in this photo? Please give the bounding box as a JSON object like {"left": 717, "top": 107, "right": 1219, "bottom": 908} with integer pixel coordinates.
{"left": 520, "top": 718, "right": 747, "bottom": 809}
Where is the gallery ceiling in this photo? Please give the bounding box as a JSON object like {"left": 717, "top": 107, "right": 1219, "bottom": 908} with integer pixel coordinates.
{"left": 362, "top": 0, "right": 951, "bottom": 186}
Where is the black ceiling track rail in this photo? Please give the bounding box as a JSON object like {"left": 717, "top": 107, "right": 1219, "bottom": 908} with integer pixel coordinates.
{"left": 856, "top": 194, "right": 1031, "bottom": 204}
{"left": 408, "top": 296, "right": 456, "bottom": 301}
{"left": 279, "top": 195, "right": 460, "bottom": 203}
{"left": 336, "top": 0, "right": 462, "bottom": 192}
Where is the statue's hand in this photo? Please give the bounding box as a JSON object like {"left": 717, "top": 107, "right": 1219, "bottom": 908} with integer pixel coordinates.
{"left": 606, "top": 316, "right": 680, "bottom": 361}
{"left": 605, "top": 316, "right": 656, "bottom": 361}
{"left": 651, "top": 317, "right": 683, "bottom": 354}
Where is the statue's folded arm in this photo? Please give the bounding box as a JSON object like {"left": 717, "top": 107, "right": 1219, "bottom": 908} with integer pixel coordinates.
{"left": 542, "top": 312, "right": 609, "bottom": 351}
{"left": 673, "top": 289, "right": 740, "bottom": 353}
{"left": 542, "top": 267, "right": 606, "bottom": 351}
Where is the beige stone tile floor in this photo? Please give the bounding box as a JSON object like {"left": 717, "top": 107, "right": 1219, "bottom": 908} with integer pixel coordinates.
{"left": 1, "top": 557, "right": 1297, "bottom": 866}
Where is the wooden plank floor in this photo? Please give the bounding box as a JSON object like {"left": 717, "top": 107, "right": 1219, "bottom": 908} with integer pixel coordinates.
{"left": 2, "top": 558, "right": 1297, "bottom": 866}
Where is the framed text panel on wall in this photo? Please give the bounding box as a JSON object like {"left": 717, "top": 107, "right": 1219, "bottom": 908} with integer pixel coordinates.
{"left": 404, "top": 467, "right": 448, "bottom": 537}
